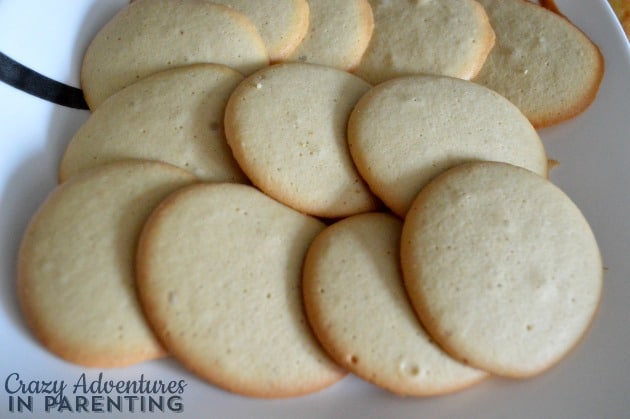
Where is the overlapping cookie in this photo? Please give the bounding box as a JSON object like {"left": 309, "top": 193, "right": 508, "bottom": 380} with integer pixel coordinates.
{"left": 81, "top": 0, "right": 269, "bottom": 109}
{"left": 474, "top": 0, "right": 604, "bottom": 127}
{"left": 303, "top": 212, "right": 488, "bottom": 396}
{"left": 136, "top": 183, "right": 345, "bottom": 398}
{"left": 18, "top": 161, "right": 196, "bottom": 367}
{"left": 401, "top": 162, "right": 603, "bottom": 377}
{"left": 224, "top": 62, "right": 378, "bottom": 218}
{"left": 355, "top": 0, "right": 495, "bottom": 84}
{"left": 61, "top": 64, "right": 247, "bottom": 183}
{"left": 348, "top": 74, "right": 547, "bottom": 217}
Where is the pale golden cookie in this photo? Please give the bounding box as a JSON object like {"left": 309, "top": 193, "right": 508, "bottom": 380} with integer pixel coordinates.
{"left": 224, "top": 63, "right": 379, "bottom": 218}
{"left": 60, "top": 64, "right": 247, "bottom": 184}
{"left": 401, "top": 162, "right": 603, "bottom": 378}
{"left": 354, "top": 0, "right": 495, "bottom": 85}
{"left": 81, "top": 0, "right": 269, "bottom": 109}
{"left": 137, "top": 183, "right": 345, "bottom": 398}
{"left": 211, "top": 0, "right": 310, "bottom": 61}
{"left": 18, "top": 161, "right": 197, "bottom": 367}
{"left": 303, "top": 212, "right": 488, "bottom": 396}
{"left": 473, "top": 0, "right": 604, "bottom": 128}
{"left": 286, "top": 0, "right": 374, "bottom": 71}
{"left": 348, "top": 75, "right": 547, "bottom": 217}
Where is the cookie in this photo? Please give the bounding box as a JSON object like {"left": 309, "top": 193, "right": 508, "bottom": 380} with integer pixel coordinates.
{"left": 302, "top": 212, "right": 488, "bottom": 396}
{"left": 354, "top": 0, "right": 495, "bottom": 85}
{"left": 211, "top": 0, "right": 310, "bottom": 62}
{"left": 224, "top": 62, "right": 379, "bottom": 218}
{"left": 609, "top": 0, "right": 630, "bottom": 38}
{"left": 473, "top": 0, "right": 604, "bottom": 128}
{"left": 400, "top": 162, "right": 603, "bottom": 378}
{"left": 286, "top": 0, "right": 374, "bottom": 71}
{"left": 60, "top": 64, "right": 248, "bottom": 184}
{"left": 81, "top": 0, "right": 269, "bottom": 109}
{"left": 136, "top": 183, "right": 346, "bottom": 398}
{"left": 347, "top": 74, "right": 547, "bottom": 217}
{"left": 17, "top": 161, "right": 197, "bottom": 367}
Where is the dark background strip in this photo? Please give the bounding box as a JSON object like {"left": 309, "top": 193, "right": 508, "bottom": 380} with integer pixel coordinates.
{"left": 0, "top": 52, "right": 88, "bottom": 110}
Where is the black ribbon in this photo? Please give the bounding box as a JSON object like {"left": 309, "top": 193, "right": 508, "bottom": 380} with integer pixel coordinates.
{"left": 0, "top": 51, "right": 88, "bottom": 110}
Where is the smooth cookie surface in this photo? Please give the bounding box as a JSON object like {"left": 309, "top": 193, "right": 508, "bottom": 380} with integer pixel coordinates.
{"left": 401, "top": 162, "right": 603, "bottom": 378}
{"left": 348, "top": 75, "right": 547, "bottom": 217}
{"left": 355, "top": 0, "right": 495, "bottom": 84}
{"left": 225, "top": 62, "right": 378, "bottom": 218}
{"left": 286, "top": 0, "right": 374, "bottom": 71}
{"left": 211, "top": 0, "right": 310, "bottom": 61}
{"left": 473, "top": 0, "right": 604, "bottom": 128}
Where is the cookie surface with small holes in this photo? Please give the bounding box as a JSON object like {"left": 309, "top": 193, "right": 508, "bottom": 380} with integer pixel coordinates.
{"left": 61, "top": 64, "right": 247, "bottom": 184}
{"left": 136, "top": 183, "right": 346, "bottom": 398}
{"left": 81, "top": 0, "right": 269, "bottom": 109}
{"left": 303, "top": 212, "right": 488, "bottom": 396}
{"left": 18, "top": 161, "right": 196, "bottom": 367}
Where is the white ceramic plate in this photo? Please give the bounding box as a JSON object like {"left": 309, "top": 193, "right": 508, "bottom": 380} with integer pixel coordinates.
{"left": 1, "top": 1, "right": 629, "bottom": 417}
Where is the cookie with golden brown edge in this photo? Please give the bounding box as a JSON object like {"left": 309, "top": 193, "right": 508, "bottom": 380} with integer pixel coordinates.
{"left": 354, "top": 0, "right": 495, "bottom": 85}
{"left": 211, "top": 0, "right": 310, "bottom": 62}
{"left": 18, "top": 161, "right": 197, "bottom": 367}
{"left": 224, "top": 62, "right": 379, "bottom": 218}
{"left": 81, "top": 0, "right": 269, "bottom": 109}
{"left": 303, "top": 212, "right": 488, "bottom": 396}
{"left": 401, "top": 162, "right": 603, "bottom": 378}
{"left": 60, "top": 64, "right": 247, "bottom": 184}
{"left": 136, "top": 183, "right": 345, "bottom": 398}
{"left": 286, "top": 0, "right": 374, "bottom": 71}
{"left": 473, "top": 0, "right": 604, "bottom": 128}
{"left": 347, "top": 74, "right": 547, "bottom": 217}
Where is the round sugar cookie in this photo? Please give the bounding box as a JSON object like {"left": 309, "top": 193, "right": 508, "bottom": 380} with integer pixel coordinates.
{"left": 17, "top": 161, "right": 197, "bottom": 367}
{"left": 136, "top": 183, "right": 346, "bottom": 398}
{"left": 401, "top": 162, "right": 603, "bottom": 378}
{"left": 60, "top": 64, "right": 247, "bottom": 184}
{"left": 81, "top": 0, "right": 269, "bottom": 109}
{"left": 286, "top": 0, "right": 374, "bottom": 71}
{"left": 302, "top": 212, "right": 488, "bottom": 396}
{"left": 473, "top": 0, "right": 604, "bottom": 128}
{"left": 348, "top": 75, "right": 547, "bottom": 217}
{"left": 224, "top": 62, "right": 379, "bottom": 218}
{"left": 354, "top": 0, "right": 495, "bottom": 85}
{"left": 211, "top": 0, "right": 310, "bottom": 62}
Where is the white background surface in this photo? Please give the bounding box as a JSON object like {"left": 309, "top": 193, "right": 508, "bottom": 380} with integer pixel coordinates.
{"left": 1, "top": 1, "right": 629, "bottom": 418}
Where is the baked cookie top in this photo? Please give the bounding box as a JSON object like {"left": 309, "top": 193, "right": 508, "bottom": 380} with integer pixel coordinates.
{"left": 473, "top": 0, "right": 604, "bottom": 128}
{"left": 81, "top": 0, "right": 269, "bottom": 109}
{"left": 18, "top": 161, "right": 196, "bottom": 367}
{"left": 348, "top": 74, "right": 547, "bottom": 217}
{"left": 136, "top": 183, "right": 345, "bottom": 398}
{"left": 286, "top": 0, "right": 374, "bottom": 71}
{"left": 354, "top": 0, "right": 495, "bottom": 84}
{"left": 61, "top": 64, "right": 247, "bottom": 184}
{"left": 400, "top": 162, "right": 603, "bottom": 378}
{"left": 303, "top": 212, "right": 488, "bottom": 396}
{"left": 224, "top": 62, "right": 378, "bottom": 218}
{"left": 211, "top": 0, "right": 310, "bottom": 62}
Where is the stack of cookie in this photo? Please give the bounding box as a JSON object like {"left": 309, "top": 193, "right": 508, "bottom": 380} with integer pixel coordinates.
{"left": 18, "top": 0, "right": 604, "bottom": 399}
